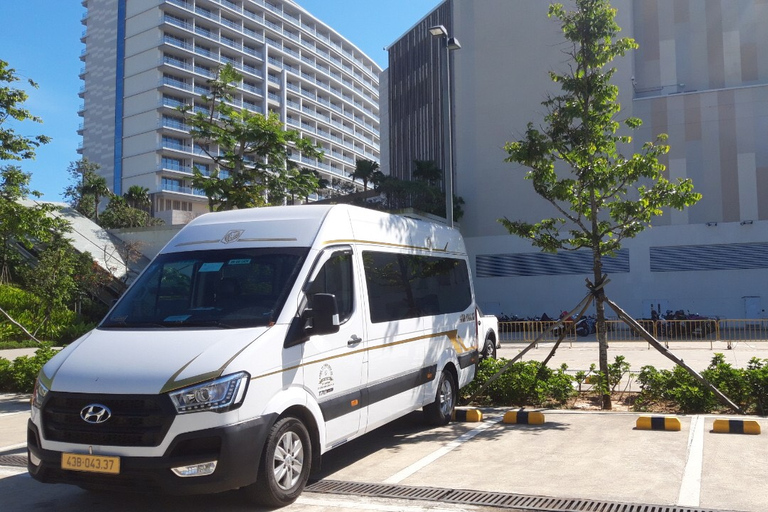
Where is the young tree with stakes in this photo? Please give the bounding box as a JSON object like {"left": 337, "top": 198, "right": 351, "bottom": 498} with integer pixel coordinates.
{"left": 502, "top": 0, "right": 701, "bottom": 409}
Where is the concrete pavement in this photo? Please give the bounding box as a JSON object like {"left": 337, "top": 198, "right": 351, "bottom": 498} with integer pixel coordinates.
{"left": 2, "top": 390, "right": 767, "bottom": 511}
{"left": 3, "top": 343, "right": 768, "bottom": 511}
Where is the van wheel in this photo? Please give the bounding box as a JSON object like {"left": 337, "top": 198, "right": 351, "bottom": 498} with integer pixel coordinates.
{"left": 244, "top": 416, "right": 311, "bottom": 507}
{"left": 424, "top": 371, "right": 456, "bottom": 426}
{"left": 480, "top": 336, "right": 496, "bottom": 361}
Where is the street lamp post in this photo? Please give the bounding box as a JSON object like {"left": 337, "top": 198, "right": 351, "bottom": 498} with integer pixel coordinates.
{"left": 429, "top": 25, "right": 461, "bottom": 228}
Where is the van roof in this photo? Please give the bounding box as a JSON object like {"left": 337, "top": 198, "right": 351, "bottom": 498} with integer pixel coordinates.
{"left": 163, "top": 204, "right": 465, "bottom": 256}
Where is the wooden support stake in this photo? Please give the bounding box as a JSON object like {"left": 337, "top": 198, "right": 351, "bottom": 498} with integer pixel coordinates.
{"left": 603, "top": 297, "right": 743, "bottom": 414}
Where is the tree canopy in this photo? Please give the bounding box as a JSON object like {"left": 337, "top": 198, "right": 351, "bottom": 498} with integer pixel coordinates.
{"left": 350, "top": 158, "right": 379, "bottom": 191}
{"left": 502, "top": 0, "right": 701, "bottom": 409}
{"left": 0, "top": 59, "right": 51, "bottom": 161}
{"left": 181, "top": 64, "right": 323, "bottom": 211}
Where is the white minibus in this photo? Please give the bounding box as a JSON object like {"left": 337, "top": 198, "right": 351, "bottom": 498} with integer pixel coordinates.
{"left": 28, "top": 204, "right": 481, "bottom": 506}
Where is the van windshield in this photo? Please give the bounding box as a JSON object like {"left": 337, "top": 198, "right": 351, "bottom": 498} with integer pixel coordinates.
{"left": 101, "top": 247, "right": 308, "bottom": 329}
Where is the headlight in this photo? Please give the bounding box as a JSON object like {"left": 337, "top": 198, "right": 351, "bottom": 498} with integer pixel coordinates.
{"left": 32, "top": 378, "right": 49, "bottom": 409}
{"left": 169, "top": 372, "right": 249, "bottom": 414}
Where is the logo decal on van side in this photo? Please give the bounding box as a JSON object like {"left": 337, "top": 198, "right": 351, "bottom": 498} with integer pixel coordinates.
{"left": 221, "top": 230, "right": 244, "bottom": 244}
{"left": 318, "top": 364, "right": 335, "bottom": 396}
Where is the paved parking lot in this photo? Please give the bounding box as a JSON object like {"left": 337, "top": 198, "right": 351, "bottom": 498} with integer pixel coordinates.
{"left": 2, "top": 342, "right": 768, "bottom": 512}
{"left": 2, "top": 395, "right": 766, "bottom": 511}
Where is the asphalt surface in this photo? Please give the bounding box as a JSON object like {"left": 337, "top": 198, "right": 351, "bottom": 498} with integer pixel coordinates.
{"left": 2, "top": 342, "right": 768, "bottom": 511}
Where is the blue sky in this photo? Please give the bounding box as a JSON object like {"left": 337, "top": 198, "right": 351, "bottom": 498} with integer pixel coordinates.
{"left": 0, "top": 0, "right": 441, "bottom": 201}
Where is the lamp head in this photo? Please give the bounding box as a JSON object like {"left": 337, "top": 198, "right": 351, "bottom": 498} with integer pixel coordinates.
{"left": 447, "top": 37, "right": 461, "bottom": 50}
{"left": 429, "top": 25, "right": 448, "bottom": 37}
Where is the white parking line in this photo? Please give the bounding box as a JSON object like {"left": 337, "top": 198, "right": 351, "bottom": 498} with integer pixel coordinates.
{"left": 384, "top": 417, "right": 502, "bottom": 485}
{"left": 677, "top": 414, "right": 704, "bottom": 507}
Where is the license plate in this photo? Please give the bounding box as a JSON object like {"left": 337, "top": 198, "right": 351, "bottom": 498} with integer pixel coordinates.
{"left": 61, "top": 453, "right": 120, "bottom": 474}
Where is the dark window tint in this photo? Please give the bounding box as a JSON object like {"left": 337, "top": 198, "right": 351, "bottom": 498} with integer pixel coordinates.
{"left": 101, "top": 248, "right": 308, "bottom": 329}
{"left": 306, "top": 250, "right": 354, "bottom": 323}
{"left": 363, "top": 251, "right": 472, "bottom": 323}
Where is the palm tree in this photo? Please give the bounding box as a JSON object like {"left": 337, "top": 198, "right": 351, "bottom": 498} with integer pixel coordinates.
{"left": 81, "top": 173, "right": 110, "bottom": 221}
{"left": 413, "top": 160, "right": 442, "bottom": 186}
{"left": 123, "top": 185, "right": 150, "bottom": 211}
{"left": 350, "top": 158, "right": 379, "bottom": 191}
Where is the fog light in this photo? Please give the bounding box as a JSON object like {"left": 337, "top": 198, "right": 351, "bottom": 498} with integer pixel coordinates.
{"left": 171, "top": 461, "right": 217, "bottom": 477}
{"left": 29, "top": 452, "right": 41, "bottom": 467}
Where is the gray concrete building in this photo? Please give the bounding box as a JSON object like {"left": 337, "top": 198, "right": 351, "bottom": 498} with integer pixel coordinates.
{"left": 386, "top": 0, "right": 768, "bottom": 320}
{"left": 79, "top": 0, "right": 380, "bottom": 224}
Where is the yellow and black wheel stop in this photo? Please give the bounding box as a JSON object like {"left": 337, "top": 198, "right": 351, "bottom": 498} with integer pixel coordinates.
{"left": 452, "top": 408, "right": 483, "bottom": 422}
{"left": 503, "top": 410, "right": 545, "bottom": 425}
{"left": 712, "top": 419, "right": 760, "bottom": 435}
{"left": 636, "top": 416, "right": 681, "bottom": 431}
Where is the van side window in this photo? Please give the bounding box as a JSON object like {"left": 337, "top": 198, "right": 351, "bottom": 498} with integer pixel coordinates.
{"left": 363, "top": 251, "right": 472, "bottom": 323}
{"left": 306, "top": 250, "right": 354, "bottom": 323}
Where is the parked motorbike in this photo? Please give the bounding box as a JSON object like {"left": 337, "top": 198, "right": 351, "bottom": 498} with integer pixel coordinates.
{"left": 575, "top": 315, "right": 597, "bottom": 337}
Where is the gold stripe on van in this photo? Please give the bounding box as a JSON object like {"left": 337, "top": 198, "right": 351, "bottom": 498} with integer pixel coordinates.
{"left": 250, "top": 329, "right": 460, "bottom": 382}
{"left": 160, "top": 336, "right": 262, "bottom": 393}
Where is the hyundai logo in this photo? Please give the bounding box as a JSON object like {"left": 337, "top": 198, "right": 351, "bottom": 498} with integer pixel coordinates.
{"left": 80, "top": 404, "right": 112, "bottom": 424}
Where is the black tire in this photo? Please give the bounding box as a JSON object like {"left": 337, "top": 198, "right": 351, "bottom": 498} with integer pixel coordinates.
{"left": 423, "top": 370, "right": 456, "bottom": 426}
{"left": 244, "top": 416, "right": 312, "bottom": 508}
{"left": 480, "top": 335, "right": 497, "bottom": 361}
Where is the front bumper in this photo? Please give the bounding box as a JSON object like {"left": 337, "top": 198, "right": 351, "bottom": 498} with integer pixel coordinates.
{"left": 27, "top": 414, "right": 276, "bottom": 495}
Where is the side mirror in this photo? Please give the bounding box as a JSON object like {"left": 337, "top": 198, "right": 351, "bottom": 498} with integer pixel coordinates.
{"left": 284, "top": 293, "right": 340, "bottom": 348}
{"left": 311, "top": 293, "right": 340, "bottom": 335}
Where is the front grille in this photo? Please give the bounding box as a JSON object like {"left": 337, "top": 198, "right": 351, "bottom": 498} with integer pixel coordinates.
{"left": 42, "top": 392, "right": 175, "bottom": 447}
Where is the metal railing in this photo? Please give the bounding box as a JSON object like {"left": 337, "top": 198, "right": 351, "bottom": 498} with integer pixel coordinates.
{"left": 498, "top": 319, "right": 768, "bottom": 349}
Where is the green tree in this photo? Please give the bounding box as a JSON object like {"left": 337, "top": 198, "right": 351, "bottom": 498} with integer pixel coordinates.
{"left": 284, "top": 167, "right": 320, "bottom": 205}
{"left": 350, "top": 158, "right": 379, "bottom": 191}
{"left": 100, "top": 195, "right": 164, "bottom": 229}
{"left": 0, "top": 166, "right": 61, "bottom": 284}
{"left": 123, "top": 185, "right": 150, "bottom": 211}
{"left": 502, "top": 0, "right": 701, "bottom": 409}
{"left": 181, "top": 64, "right": 322, "bottom": 211}
{"left": 21, "top": 231, "right": 79, "bottom": 335}
{"left": 412, "top": 160, "right": 442, "bottom": 187}
{"left": 0, "top": 59, "right": 51, "bottom": 161}
{"left": 63, "top": 158, "right": 111, "bottom": 221}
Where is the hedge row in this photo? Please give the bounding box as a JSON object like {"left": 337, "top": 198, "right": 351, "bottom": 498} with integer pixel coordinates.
{"left": 463, "top": 354, "right": 768, "bottom": 415}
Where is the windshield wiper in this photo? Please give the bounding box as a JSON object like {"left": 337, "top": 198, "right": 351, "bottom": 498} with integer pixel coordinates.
{"left": 169, "top": 319, "right": 237, "bottom": 329}
{"left": 100, "top": 321, "right": 170, "bottom": 329}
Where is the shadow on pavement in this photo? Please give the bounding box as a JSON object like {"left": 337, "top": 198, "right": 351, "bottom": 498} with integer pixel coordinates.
{"left": 0, "top": 472, "right": 275, "bottom": 512}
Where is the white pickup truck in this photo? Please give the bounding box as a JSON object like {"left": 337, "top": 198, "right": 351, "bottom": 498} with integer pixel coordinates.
{"left": 477, "top": 307, "right": 500, "bottom": 361}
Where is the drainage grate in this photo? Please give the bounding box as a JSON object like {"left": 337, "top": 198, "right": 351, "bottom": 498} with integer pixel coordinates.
{"left": 0, "top": 454, "right": 27, "bottom": 468}
{"left": 305, "top": 480, "right": 738, "bottom": 512}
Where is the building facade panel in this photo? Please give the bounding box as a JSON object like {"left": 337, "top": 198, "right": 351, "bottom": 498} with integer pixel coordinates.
{"left": 82, "top": 0, "right": 381, "bottom": 223}
{"left": 386, "top": 0, "right": 768, "bottom": 319}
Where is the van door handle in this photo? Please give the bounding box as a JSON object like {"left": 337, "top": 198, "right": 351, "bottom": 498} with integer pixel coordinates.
{"left": 347, "top": 335, "right": 362, "bottom": 346}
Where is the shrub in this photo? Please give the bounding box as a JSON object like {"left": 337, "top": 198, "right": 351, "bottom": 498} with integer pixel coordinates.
{"left": 636, "top": 362, "right": 717, "bottom": 413}
{"left": 0, "top": 345, "right": 58, "bottom": 393}
{"left": 0, "top": 284, "right": 95, "bottom": 343}
{"left": 702, "top": 353, "right": 750, "bottom": 411}
{"left": 0, "top": 357, "right": 12, "bottom": 390}
{"left": 462, "top": 358, "right": 575, "bottom": 407}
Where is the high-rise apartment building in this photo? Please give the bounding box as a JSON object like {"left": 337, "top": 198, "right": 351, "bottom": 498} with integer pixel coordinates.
{"left": 386, "top": 0, "right": 768, "bottom": 319}
{"left": 79, "top": 0, "right": 381, "bottom": 224}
